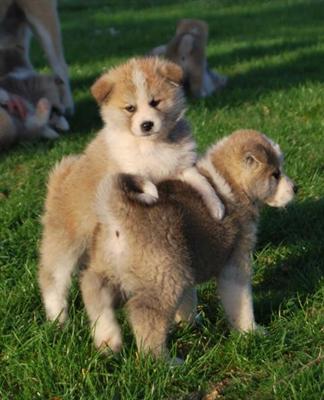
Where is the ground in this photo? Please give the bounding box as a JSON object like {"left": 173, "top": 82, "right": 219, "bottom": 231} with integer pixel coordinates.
{"left": 0, "top": 0, "right": 323, "bottom": 399}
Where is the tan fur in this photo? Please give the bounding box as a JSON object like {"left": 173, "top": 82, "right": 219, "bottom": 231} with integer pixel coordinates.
{"left": 0, "top": 72, "right": 66, "bottom": 150}
{"left": 150, "top": 19, "right": 227, "bottom": 98}
{"left": 81, "top": 130, "right": 296, "bottom": 358}
{"left": 38, "top": 57, "right": 224, "bottom": 324}
{"left": 0, "top": 0, "right": 73, "bottom": 114}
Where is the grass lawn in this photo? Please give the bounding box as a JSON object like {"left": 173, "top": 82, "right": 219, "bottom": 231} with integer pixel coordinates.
{"left": 0, "top": 0, "right": 323, "bottom": 398}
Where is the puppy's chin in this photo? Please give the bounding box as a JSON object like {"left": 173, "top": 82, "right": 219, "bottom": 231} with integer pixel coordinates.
{"left": 265, "top": 176, "right": 295, "bottom": 208}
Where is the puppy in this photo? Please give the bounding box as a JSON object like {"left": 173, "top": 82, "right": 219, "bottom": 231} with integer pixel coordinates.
{"left": 38, "top": 57, "right": 224, "bottom": 324}
{"left": 150, "top": 19, "right": 227, "bottom": 98}
{"left": 0, "top": 1, "right": 73, "bottom": 114}
{"left": 0, "top": 72, "right": 68, "bottom": 150}
{"left": 80, "top": 130, "right": 296, "bottom": 357}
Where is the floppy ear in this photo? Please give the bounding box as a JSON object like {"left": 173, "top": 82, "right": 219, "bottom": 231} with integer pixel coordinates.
{"left": 244, "top": 143, "right": 268, "bottom": 166}
{"left": 91, "top": 74, "right": 114, "bottom": 104}
{"left": 158, "top": 61, "right": 183, "bottom": 86}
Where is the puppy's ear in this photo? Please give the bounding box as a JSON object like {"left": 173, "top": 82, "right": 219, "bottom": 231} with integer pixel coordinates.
{"left": 91, "top": 74, "right": 114, "bottom": 104}
{"left": 244, "top": 144, "right": 268, "bottom": 167}
{"left": 158, "top": 61, "right": 183, "bottom": 86}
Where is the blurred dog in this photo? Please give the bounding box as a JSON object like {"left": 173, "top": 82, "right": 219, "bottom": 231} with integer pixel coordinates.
{"left": 80, "top": 130, "right": 296, "bottom": 357}
{"left": 38, "top": 57, "right": 224, "bottom": 324}
{"left": 0, "top": 71, "right": 69, "bottom": 150}
{"left": 150, "top": 19, "right": 227, "bottom": 98}
{"left": 0, "top": 0, "right": 73, "bottom": 114}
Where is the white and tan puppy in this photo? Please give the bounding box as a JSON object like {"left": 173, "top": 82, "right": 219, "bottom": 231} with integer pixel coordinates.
{"left": 0, "top": 0, "right": 73, "bottom": 114}
{"left": 80, "top": 130, "right": 296, "bottom": 358}
{"left": 38, "top": 57, "right": 224, "bottom": 324}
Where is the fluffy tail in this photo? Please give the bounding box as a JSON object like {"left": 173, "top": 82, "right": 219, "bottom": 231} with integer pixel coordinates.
{"left": 96, "top": 174, "right": 158, "bottom": 225}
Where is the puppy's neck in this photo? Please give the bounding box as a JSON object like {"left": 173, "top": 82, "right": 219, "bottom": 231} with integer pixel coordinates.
{"left": 197, "top": 149, "right": 259, "bottom": 214}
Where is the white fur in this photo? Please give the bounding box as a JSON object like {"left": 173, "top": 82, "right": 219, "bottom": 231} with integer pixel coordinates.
{"left": 218, "top": 263, "right": 257, "bottom": 332}
{"left": 198, "top": 155, "right": 235, "bottom": 202}
{"left": 266, "top": 175, "right": 295, "bottom": 207}
{"left": 180, "top": 167, "right": 225, "bottom": 219}
{"left": 104, "top": 128, "right": 196, "bottom": 182}
{"left": 131, "top": 64, "right": 161, "bottom": 137}
{"left": 43, "top": 256, "right": 76, "bottom": 323}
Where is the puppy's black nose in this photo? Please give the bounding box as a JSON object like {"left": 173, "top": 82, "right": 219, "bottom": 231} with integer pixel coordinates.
{"left": 293, "top": 184, "right": 299, "bottom": 194}
{"left": 141, "top": 121, "right": 154, "bottom": 133}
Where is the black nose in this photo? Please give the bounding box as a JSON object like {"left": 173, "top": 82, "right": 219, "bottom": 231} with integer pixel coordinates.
{"left": 141, "top": 121, "right": 154, "bottom": 132}
{"left": 293, "top": 184, "right": 299, "bottom": 194}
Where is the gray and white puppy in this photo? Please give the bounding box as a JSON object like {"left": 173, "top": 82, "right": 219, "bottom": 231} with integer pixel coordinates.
{"left": 80, "top": 129, "right": 296, "bottom": 358}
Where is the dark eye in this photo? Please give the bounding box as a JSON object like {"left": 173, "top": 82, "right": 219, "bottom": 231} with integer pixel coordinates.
{"left": 272, "top": 170, "right": 281, "bottom": 180}
{"left": 149, "top": 99, "right": 161, "bottom": 108}
{"left": 125, "top": 105, "right": 136, "bottom": 113}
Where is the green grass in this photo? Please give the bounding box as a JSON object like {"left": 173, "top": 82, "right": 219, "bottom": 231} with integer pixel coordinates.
{"left": 1, "top": 0, "right": 324, "bottom": 398}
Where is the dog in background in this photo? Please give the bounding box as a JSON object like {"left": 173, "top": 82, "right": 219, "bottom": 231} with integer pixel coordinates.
{"left": 0, "top": 0, "right": 73, "bottom": 115}
{"left": 38, "top": 57, "right": 224, "bottom": 325}
{"left": 150, "top": 19, "right": 227, "bottom": 98}
{"left": 80, "top": 130, "right": 296, "bottom": 357}
{"left": 0, "top": 69, "right": 69, "bottom": 150}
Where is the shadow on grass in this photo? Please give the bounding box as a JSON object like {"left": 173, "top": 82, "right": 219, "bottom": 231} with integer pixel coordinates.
{"left": 254, "top": 198, "right": 324, "bottom": 323}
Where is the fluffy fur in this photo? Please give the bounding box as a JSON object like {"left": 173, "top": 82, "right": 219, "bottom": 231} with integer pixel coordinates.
{"left": 0, "top": 71, "right": 68, "bottom": 150}
{"left": 80, "top": 130, "right": 296, "bottom": 358}
{"left": 38, "top": 57, "right": 224, "bottom": 324}
{"left": 150, "top": 19, "right": 227, "bottom": 98}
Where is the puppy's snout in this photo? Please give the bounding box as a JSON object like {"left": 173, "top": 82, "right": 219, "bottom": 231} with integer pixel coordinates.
{"left": 141, "top": 121, "right": 154, "bottom": 133}
{"left": 293, "top": 184, "right": 298, "bottom": 194}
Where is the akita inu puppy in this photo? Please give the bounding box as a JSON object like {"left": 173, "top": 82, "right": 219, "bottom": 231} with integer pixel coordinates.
{"left": 80, "top": 130, "right": 296, "bottom": 357}
{"left": 38, "top": 57, "right": 224, "bottom": 324}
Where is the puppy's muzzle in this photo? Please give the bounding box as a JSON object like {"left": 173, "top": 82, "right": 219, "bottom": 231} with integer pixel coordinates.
{"left": 141, "top": 120, "right": 154, "bottom": 133}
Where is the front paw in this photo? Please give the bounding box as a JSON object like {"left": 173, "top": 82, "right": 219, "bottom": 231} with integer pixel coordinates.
{"left": 135, "top": 180, "right": 159, "bottom": 205}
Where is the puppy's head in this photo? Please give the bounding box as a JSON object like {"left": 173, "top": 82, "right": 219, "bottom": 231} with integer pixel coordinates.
{"left": 91, "top": 57, "right": 185, "bottom": 138}
{"left": 210, "top": 130, "right": 296, "bottom": 208}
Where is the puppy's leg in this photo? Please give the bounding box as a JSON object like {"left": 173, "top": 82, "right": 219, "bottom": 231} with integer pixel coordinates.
{"left": 38, "top": 236, "right": 82, "bottom": 323}
{"left": 174, "top": 287, "right": 197, "bottom": 324}
{"left": 80, "top": 269, "right": 122, "bottom": 352}
{"left": 217, "top": 261, "right": 257, "bottom": 332}
{"left": 179, "top": 167, "right": 225, "bottom": 219}
{"left": 127, "top": 291, "right": 175, "bottom": 358}
{"left": 23, "top": 1, "right": 74, "bottom": 114}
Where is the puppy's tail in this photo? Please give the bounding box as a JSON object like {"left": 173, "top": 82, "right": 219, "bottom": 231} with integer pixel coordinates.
{"left": 0, "top": 107, "right": 17, "bottom": 151}
{"left": 96, "top": 174, "right": 158, "bottom": 224}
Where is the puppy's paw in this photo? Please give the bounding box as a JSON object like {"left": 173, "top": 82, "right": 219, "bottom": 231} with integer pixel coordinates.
{"left": 42, "top": 126, "right": 60, "bottom": 140}
{"left": 36, "top": 98, "right": 51, "bottom": 122}
{"left": 94, "top": 326, "right": 123, "bottom": 353}
{"left": 135, "top": 180, "right": 159, "bottom": 205}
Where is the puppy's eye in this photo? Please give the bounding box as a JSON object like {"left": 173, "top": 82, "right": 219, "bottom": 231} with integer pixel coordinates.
{"left": 125, "top": 105, "right": 136, "bottom": 113}
{"left": 272, "top": 170, "right": 281, "bottom": 180}
{"left": 149, "top": 99, "right": 161, "bottom": 108}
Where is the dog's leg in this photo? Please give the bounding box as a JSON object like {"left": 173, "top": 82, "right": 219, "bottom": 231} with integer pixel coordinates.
{"left": 217, "top": 260, "right": 257, "bottom": 332}
{"left": 22, "top": 0, "right": 74, "bottom": 114}
{"left": 80, "top": 269, "right": 122, "bottom": 353}
{"left": 38, "top": 236, "right": 83, "bottom": 323}
{"left": 174, "top": 287, "right": 197, "bottom": 324}
{"left": 179, "top": 167, "right": 225, "bottom": 219}
{"left": 127, "top": 291, "right": 175, "bottom": 358}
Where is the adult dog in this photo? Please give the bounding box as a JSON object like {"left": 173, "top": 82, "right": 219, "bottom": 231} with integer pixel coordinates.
{"left": 0, "top": 0, "right": 73, "bottom": 115}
